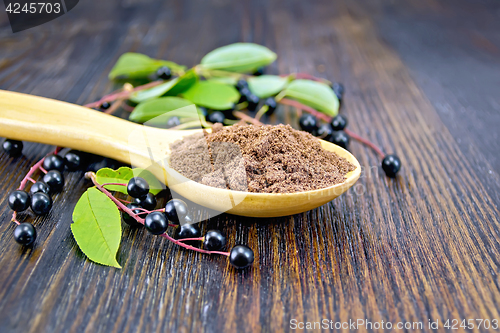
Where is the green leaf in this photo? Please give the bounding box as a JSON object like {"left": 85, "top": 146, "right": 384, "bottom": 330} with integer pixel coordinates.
{"left": 71, "top": 188, "right": 122, "bottom": 268}
{"left": 129, "top": 69, "right": 199, "bottom": 104}
{"left": 96, "top": 167, "right": 165, "bottom": 195}
{"left": 283, "top": 79, "right": 339, "bottom": 117}
{"left": 129, "top": 97, "right": 194, "bottom": 123}
{"left": 109, "top": 53, "right": 186, "bottom": 80}
{"left": 209, "top": 76, "right": 238, "bottom": 86}
{"left": 182, "top": 81, "right": 240, "bottom": 110}
{"left": 165, "top": 69, "right": 198, "bottom": 96}
{"left": 129, "top": 79, "right": 179, "bottom": 104}
{"left": 200, "top": 43, "right": 277, "bottom": 73}
{"left": 248, "top": 75, "right": 289, "bottom": 98}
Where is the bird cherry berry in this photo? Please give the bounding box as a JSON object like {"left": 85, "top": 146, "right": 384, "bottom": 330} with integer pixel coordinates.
{"left": 29, "top": 181, "right": 50, "bottom": 196}
{"left": 133, "top": 192, "right": 157, "bottom": 211}
{"left": 316, "top": 123, "right": 333, "bottom": 141}
{"left": 127, "top": 177, "right": 150, "bottom": 198}
{"left": 229, "top": 245, "right": 254, "bottom": 269}
{"left": 144, "top": 212, "right": 168, "bottom": 235}
{"left": 100, "top": 101, "right": 111, "bottom": 110}
{"left": 14, "top": 222, "right": 36, "bottom": 246}
{"left": 43, "top": 170, "right": 64, "bottom": 193}
{"left": 8, "top": 190, "right": 31, "bottom": 212}
{"left": 2, "top": 139, "right": 23, "bottom": 157}
{"left": 207, "top": 111, "right": 225, "bottom": 124}
{"left": 203, "top": 230, "right": 226, "bottom": 251}
{"left": 30, "top": 192, "right": 52, "bottom": 215}
{"left": 382, "top": 154, "right": 401, "bottom": 178}
{"left": 42, "top": 154, "right": 65, "bottom": 172}
{"left": 64, "top": 150, "right": 85, "bottom": 171}
{"left": 263, "top": 97, "right": 277, "bottom": 115}
{"left": 299, "top": 114, "right": 318, "bottom": 133}
{"left": 236, "top": 79, "right": 248, "bottom": 91}
{"left": 331, "top": 115, "right": 348, "bottom": 131}
{"left": 165, "top": 199, "right": 188, "bottom": 225}
{"left": 156, "top": 66, "right": 172, "bottom": 80}
{"left": 330, "top": 131, "right": 350, "bottom": 149}
{"left": 122, "top": 203, "right": 145, "bottom": 227}
{"left": 174, "top": 223, "right": 201, "bottom": 240}
{"left": 166, "top": 116, "right": 181, "bottom": 128}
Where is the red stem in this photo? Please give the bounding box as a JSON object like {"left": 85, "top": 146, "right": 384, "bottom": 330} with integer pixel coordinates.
{"left": 89, "top": 173, "right": 229, "bottom": 256}
{"left": 344, "top": 129, "right": 385, "bottom": 159}
{"left": 282, "top": 72, "right": 331, "bottom": 85}
{"left": 84, "top": 81, "right": 163, "bottom": 109}
{"left": 13, "top": 147, "right": 61, "bottom": 225}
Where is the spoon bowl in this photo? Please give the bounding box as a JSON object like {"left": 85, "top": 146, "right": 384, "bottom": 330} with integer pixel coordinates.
{"left": 0, "top": 90, "right": 360, "bottom": 217}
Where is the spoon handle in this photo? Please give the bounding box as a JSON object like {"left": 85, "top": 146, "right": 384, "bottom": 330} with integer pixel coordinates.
{"left": 0, "top": 90, "right": 139, "bottom": 162}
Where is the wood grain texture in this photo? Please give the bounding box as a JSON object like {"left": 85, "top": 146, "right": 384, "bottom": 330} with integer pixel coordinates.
{"left": 1, "top": 0, "right": 500, "bottom": 332}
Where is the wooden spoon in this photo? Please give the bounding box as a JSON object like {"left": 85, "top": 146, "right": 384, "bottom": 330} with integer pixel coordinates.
{"left": 0, "top": 90, "right": 361, "bottom": 217}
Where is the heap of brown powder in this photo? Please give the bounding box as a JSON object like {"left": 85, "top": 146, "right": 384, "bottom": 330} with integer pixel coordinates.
{"left": 169, "top": 123, "right": 356, "bottom": 193}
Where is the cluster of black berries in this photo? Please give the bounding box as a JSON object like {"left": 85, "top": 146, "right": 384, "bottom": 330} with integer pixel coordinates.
{"left": 124, "top": 177, "right": 254, "bottom": 269}
{"left": 6, "top": 148, "right": 88, "bottom": 246}
{"left": 298, "top": 83, "right": 401, "bottom": 178}
{"left": 236, "top": 79, "right": 277, "bottom": 114}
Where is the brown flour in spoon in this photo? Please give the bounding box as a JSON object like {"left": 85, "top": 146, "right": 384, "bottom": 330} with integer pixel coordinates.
{"left": 169, "top": 123, "right": 355, "bottom": 193}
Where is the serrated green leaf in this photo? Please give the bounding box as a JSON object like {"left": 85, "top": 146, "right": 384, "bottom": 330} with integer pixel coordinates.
{"left": 200, "top": 43, "right": 277, "bottom": 73}
{"left": 283, "top": 79, "right": 339, "bottom": 117}
{"left": 109, "top": 53, "right": 186, "bottom": 80}
{"left": 248, "top": 75, "right": 289, "bottom": 98}
{"left": 182, "top": 80, "right": 240, "bottom": 110}
{"left": 71, "top": 188, "right": 122, "bottom": 268}
{"left": 96, "top": 167, "right": 165, "bottom": 195}
{"left": 129, "top": 97, "right": 194, "bottom": 123}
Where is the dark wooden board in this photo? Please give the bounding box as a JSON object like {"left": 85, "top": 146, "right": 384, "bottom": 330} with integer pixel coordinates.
{"left": 1, "top": 0, "right": 500, "bottom": 332}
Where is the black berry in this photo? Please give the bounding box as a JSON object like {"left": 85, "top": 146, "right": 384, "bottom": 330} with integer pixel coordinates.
{"left": 382, "top": 154, "right": 401, "bottom": 178}
{"left": 30, "top": 192, "right": 52, "bottom": 215}
{"left": 165, "top": 199, "right": 188, "bottom": 225}
{"left": 64, "top": 150, "right": 84, "bottom": 171}
{"left": 332, "top": 82, "right": 344, "bottom": 101}
{"left": 100, "top": 101, "right": 111, "bottom": 110}
{"left": 43, "top": 170, "right": 64, "bottom": 193}
{"left": 14, "top": 223, "right": 36, "bottom": 246}
{"left": 331, "top": 115, "right": 348, "bottom": 131}
{"left": 198, "top": 107, "right": 208, "bottom": 117}
{"left": 166, "top": 116, "right": 181, "bottom": 128}
{"left": 246, "top": 93, "right": 260, "bottom": 112}
{"left": 8, "top": 190, "right": 30, "bottom": 212}
{"left": 156, "top": 66, "right": 172, "bottom": 80}
{"left": 203, "top": 230, "right": 226, "bottom": 251}
{"left": 236, "top": 79, "right": 248, "bottom": 91}
{"left": 207, "top": 111, "right": 225, "bottom": 124}
{"left": 30, "top": 181, "right": 50, "bottom": 196}
{"left": 144, "top": 212, "right": 168, "bottom": 235}
{"left": 133, "top": 192, "right": 157, "bottom": 211}
{"left": 239, "top": 87, "right": 252, "bottom": 103}
{"left": 316, "top": 123, "right": 333, "bottom": 141}
{"left": 329, "top": 131, "right": 350, "bottom": 149}
{"left": 174, "top": 223, "right": 201, "bottom": 240}
{"left": 263, "top": 97, "right": 277, "bottom": 115}
{"left": 127, "top": 177, "right": 149, "bottom": 198}
{"left": 299, "top": 114, "right": 318, "bottom": 133}
{"left": 253, "top": 67, "right": 265, "bottom": 76}
{"left": 122, "top": 203, "right": 144, "bottom": 227}
{"left": 229, "top": 245, "right": 254, "bottom": 269}
{"left": 2, "top": 139, "right": 23, "bottom": 157}
{"left": 42, "top": 154, "right": 65, "bottom": 172}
